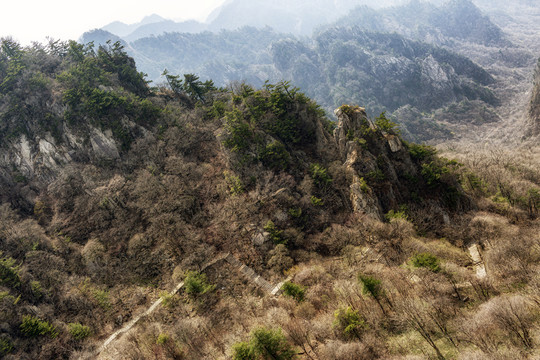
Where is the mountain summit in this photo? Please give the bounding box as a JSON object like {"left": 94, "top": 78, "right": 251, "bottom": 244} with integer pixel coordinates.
{"left": 102, "top": 14, "right": 168, "bottom": 38}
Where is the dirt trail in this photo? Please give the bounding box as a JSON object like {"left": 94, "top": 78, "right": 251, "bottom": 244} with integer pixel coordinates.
{"left": 88, "top": 252, "right": 287, "bottom": 359}
{"left": 468, "top": 243, "right": 487, "bottom": 278}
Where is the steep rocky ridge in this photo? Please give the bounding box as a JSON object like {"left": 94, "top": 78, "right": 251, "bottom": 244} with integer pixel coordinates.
{"left": 0, "top": 40, "right": 159, "bottom": 213}
{"left": 331, "top": 0, "right": 508, "bottom": 47}
{"left": 333, "top": 105, "right": 468, "bottom": 222}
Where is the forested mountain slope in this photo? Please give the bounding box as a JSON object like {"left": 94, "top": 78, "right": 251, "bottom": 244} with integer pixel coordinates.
{"left": 80, "top": 0, "right": 540, "bottom": 144}
{"left": 329, "top": 0, "right": 507, "bottom": 47}
{"left": 0, "top": 39, "right": 539, "bottom": 359}
{"left": 82, "top": 25, "right": 498, "bottom": 143}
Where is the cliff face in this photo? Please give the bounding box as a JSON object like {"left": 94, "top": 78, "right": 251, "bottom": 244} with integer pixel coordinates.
{"left": 0, "top": 39, "right": 158, "bottom": 212}
{"left": 334, "top": 106, "right": 409, "bottom": 219}
{"left": 529, "top": 59, "right": 540, "bottom": 135}
{"left": 0, "top": 125, "right": 122, "bottom": 211}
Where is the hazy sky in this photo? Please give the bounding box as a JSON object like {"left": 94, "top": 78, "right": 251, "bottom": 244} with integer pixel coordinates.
{"left": 0, "top": 0, "right": 226, "bottom": 45}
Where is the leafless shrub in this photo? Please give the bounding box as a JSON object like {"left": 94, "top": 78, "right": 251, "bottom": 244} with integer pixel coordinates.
{"left": 386, "top": 218, "right": 416, "bottom": 241}
{"left": 295, "top": 302, "right": 317, "bottom": 320}
{"left": 467, "top": 212, "right": 508, "bottom": 244}
{"left": 305, "top": 283, "right": 335, "bottom": 313}
{"left": 319, "top": 336, "right": 384, "bottom": 360}
{"left": 395, "top": 297, "right": 447, "bottom": 360}
{"left": 461, "top": 295, "right": 535, "bottom": 353}
{"left": 487, "top": 295, "right": 535, "bottom": 349}
{"left": 469, "top": 277, "right": 498, "bottom": 302}
{"left": 268, "top": 244, "right": 294, "bottom": 274}
{"left": 485, "top": 233, "right": 537, "bottom": 286}
{"left": 294, "top": 265, "right": 330, "bottom": 287}
{"left": 316, "top": 223, "right": 366, "bottom": 255}
{"left": 310, "top": 312, "right": 334, "bottom": 343}
{"left": 283, "top": 318, "right": 318, "bottom": 359}
{"left": 456, "top": 350, "right": 519, "bottom": 360}
{"left": 81, "top": 238, "right": 107, "bottom": 277}
{"left": 341, "top": 245, "right": 363, "bottom": 267}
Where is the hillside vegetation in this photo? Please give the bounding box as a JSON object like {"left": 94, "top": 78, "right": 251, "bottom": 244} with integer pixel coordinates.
{"left": 82, "top": 24, "right": 498, "bottom": 144}
{"left": 0, "top": 39, "right": 539, "bottom": 359}
{"left": 330, "top": 0, "right": 507, "bottom": 47}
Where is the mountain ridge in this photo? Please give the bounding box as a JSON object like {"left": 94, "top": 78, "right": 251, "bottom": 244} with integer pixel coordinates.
{"left": 102, "top": 14, "right": 168, "bottom": 38}
{"left": 327, "top": 0, "right": 508, "bottom": 47}
{"left": 81, "top": 25, "right": 498, "bottom": 143}
{"left": 81, "top": 0, "right": 514, "bottom": 143}
{"left": 0, "top": 37, "right": 539, "bottom": 360}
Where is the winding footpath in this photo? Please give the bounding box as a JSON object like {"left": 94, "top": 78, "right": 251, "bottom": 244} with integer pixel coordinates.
{"left": 87, "top": 252, "right": 287, "bottom": 359}
{"left": 468, "top": 243, "right": 487, "bottom": 278}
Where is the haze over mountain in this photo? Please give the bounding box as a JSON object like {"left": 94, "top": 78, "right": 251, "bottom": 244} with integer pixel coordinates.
{"left": 98, "top": 0, "right": 412, "bottom": 41}
{"left": 103, "top": 14, "right": 169, "bottom": 38}
{"left": 326, "top": 0, "right": 508, "bottom": 46}
{"left": 205, "top": 0, "right": 360, "bottom": 35}
{"left": 84, "top": 0, "right": 524, "bottom": 143}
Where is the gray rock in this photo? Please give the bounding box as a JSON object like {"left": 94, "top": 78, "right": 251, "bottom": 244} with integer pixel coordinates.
{"left": 252, "top": 232, "right": 271, "bottom": 246}
{"left": 90, "top": 129, "right": 120, "bottom": 160}
{"left": 386, "top": 134, "right": 403, "bottom": 153}
{"left": 350, "top": 175, "right": 383, "bottom": 219}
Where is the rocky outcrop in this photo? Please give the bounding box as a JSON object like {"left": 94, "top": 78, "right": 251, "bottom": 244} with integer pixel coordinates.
{"left": 333, "top": 105, "right": 421, "bottom": 220}
{"left": 0, "top": 126, "right": 122, "bottom": 210}
{"left": 529, "top": 59, "right": 540, "bottom": 136}
{"left": 334, "top": 106, "right": 372, "bottom": 160}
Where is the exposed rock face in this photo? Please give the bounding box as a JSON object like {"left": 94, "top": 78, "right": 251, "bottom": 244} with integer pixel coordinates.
{"left": 89, "top": 129, "right": 121, "bottom": 160}
{"left": 529, "top": 59, "right": 540, "bottom": 135}
{"left": 252, "top": 232, "right": 271, "bottom": 247}
{"left": 386, "top": 134, "right": 403, "bottom": 153}
{"left": 334, "top": 106, "right": 375, "bottom": 159}
{"left": 333, "top": 106, "right": 418, "bottom": 220}
{"left": 1, "top": 128, "right": 120, "bottom": 179}
{"left": 0, "top": 126, "right": 122, "bottom": 211}
{"left": 347, "top": 149, "right": 384, "bottom": 220}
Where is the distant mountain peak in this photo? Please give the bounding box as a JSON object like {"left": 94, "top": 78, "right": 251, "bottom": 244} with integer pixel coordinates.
{"left": 140, "top": 14, "right": 168, "bottom": 25}
{"left": 102, "top": 14, "right": 170, "bottom": 37}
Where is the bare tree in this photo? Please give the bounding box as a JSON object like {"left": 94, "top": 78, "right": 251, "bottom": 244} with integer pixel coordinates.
{"left": 283, "top": 318, "right": 318, "bottom": 360}
{"left": 397, "top": 297, "right": 446, "bottom": 360}
{"left": 488, "top": 296, "right": 535, "bottom": 349}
